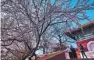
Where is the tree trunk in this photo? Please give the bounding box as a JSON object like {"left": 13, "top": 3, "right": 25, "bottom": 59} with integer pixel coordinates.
{"left": 29, "top": 35, "right": 41, "bottom": 59}
{"left": 43, "top": 47, "right": 46, "bottom": 54}
{"left": 59, "top": 36, "right": 62, "bottom": 50}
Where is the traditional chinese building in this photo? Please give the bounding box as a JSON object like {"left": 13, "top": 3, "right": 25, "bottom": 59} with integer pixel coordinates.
{"left": 65, "top": 21, "right": 94, "bottom": 58}
{"left": 31, "top": 21, "right": 94, "bottom": 60}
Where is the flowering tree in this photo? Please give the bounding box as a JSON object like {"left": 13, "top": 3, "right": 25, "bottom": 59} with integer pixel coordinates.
{"left": 1, "top": 0, "right": 94, "bottom": 60}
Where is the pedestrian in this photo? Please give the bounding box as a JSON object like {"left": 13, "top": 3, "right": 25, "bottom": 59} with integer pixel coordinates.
{"left": 66, "top": 46, "right": 72, "bottom": 59}
{"left": 70, "top": 45, "right": 77, "bottom": 58}
{"left": 79, "top": 44, "right": 87, "bottom": 58}
{"left": 28, "top": 56, "right": 31, "bottom": 60}
{"left": 30, "top": 48, "right": 37, "bottom": 60}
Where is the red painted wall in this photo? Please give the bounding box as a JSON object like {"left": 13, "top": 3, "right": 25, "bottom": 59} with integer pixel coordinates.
{"left": 38, "top": 51, "right": 66, "bottom": 60}
{"left": 48, "top": 52, "right": 66, "bottom": 60}
{"left": 77, "top": 38, "right": 94, "bottom": 51}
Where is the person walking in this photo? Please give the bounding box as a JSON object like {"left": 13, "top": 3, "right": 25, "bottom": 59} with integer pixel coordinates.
{"left": 29, "top": 48, "right": 37, "bottom": 60}
{"left": 66, "top": 46, "right": 72, "bottom": 59}
{"left": 28, "top": 56, "right": 31, "bottom": 60}
{"left": 79, "top": 44, "right": 87, "bottom": 58}
{"left": 70, "top": 45, "right": 77, "bottom": 59}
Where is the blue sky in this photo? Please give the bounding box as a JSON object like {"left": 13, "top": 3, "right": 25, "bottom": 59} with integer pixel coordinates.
{"left": 86, "top": 10, "right": 94, "bottom": 20}
{"left": 80, "top": 10, "right": 94, "bottom": 24}
{"left": 50, "top": 0, "right": 94, "bottom": 23}
{"left": 50, "top": 0, "right": 94, "bottom": 28}
{"left": 71, "top": 0, "right": 94, "bottom": 23}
